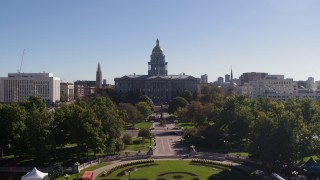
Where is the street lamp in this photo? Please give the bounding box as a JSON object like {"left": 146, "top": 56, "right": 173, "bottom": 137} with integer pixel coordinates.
{"left": 190, "top": 145, "right": 196, "bottom": 155}
{"left": 190, "top": 145, "right": 195, "bottom": 150}
{"left": 64, "top": 174, "right": 70, "bottom": 180}
{"left": 128, "top": 170, "right": 131, "bottom": 180}
{"left": 74, "top": 162, "right": 80, "bottom": 179}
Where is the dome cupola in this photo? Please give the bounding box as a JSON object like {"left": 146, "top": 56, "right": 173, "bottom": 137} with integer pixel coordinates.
{"left": 152, "top": 38, "right": 164, "bottom": 54}
{"left": 148, "top": 39, "right": 167, "bottom": 76}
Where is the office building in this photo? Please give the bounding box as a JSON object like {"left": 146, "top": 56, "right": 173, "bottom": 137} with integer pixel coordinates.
{"left": 201, "top": 74, "right": 208, "bottom": 84}
{"left": 0, "top": 73, "right": 60, "bottom": 103}
{"left": 60, "top": 82, "right": 74, "bottom": 101}
{"left": 240, "top": 72, "right": 268, "bottom": 85}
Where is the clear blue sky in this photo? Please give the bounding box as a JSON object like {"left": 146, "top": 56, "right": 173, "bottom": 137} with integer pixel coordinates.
{"left": 1, "top": 0, "right": 319, "bottom": 84}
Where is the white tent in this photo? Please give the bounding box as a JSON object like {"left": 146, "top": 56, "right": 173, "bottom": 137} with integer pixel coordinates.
{"left": 21, "top": 167, "right": 49, "bottom": 180}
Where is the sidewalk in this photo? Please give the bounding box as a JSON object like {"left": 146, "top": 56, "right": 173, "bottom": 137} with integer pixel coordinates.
{"left": 92, "top": 160, "right": 120, "bottom": 180}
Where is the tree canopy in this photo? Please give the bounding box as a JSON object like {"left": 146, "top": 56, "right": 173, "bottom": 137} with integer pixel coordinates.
{"left": 0, "top": 95, "right": 125, "bottom": 164}
{"left": 180, "top": 94, "right": 320, "bottom": 169}
{"left": 168, "top": 97, "right": 188, "bottom": 114}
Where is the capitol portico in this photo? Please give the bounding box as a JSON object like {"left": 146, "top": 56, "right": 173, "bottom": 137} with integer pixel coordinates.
{"left": 114, "top": 39, "right": 200, "bottom": 104}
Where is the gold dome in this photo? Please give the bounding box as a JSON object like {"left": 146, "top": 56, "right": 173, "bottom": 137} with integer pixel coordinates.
{"left": 152, "top": 39, "right": 163, "bottom": 53}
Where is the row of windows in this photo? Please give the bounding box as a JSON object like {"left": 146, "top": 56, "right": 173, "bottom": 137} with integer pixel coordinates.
{"left": 267, "top": 96, "right": 320, "bottom": 100}
{"left": 264, "top": 81, "right": 292, "bottom": 84}
{"left": 3, "top": 80, "right": 50, "bottom": 102}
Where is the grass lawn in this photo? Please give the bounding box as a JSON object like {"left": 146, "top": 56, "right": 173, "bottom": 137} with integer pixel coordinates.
{"left": 1, "top": 154, "right": 15, "bottom": 159}
{"left": 98, "top": 160, "right": 249, "bottom": 180}
{"left": 1, "top": 144, "right": 108, "bottom": 167}
{"left": 123, "top": 137, "right": 151, "bottom": 152}
{"left": 176, "top": 122, "right": 195, "bottom": 129}
{"left": 135, "top": 122, "right": 152, "bottom": 129}
{"left": 303, "top": 155, "right": 320, "bottom": 162}
{"left": 57, "top": 162, "right": 111, "bottom": 180}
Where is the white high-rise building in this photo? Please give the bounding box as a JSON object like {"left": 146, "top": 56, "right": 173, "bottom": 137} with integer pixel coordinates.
{"left": 0, "top": 73, "right": 60, "bottom": 103}
{"left": 235, "top": 74, "right": 320, "bottom": 102}
{"left": 251, "top": 75, "right": 297, "bottom": 99}
{"left": 306, "top": 77, "right": 315, "bottom": 90}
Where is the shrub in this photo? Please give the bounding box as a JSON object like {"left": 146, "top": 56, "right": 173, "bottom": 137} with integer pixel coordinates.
{"left": 103, "top": 159, "right": 154, "bottom": 177}
{"left": 122, "top": 134, "right": 133, "bottom": 145}
{"left": 138, "top": 128, "right": 151, "bottom": 139}
{"left": 49, "top": 163, "right": 63, "bottom": 180}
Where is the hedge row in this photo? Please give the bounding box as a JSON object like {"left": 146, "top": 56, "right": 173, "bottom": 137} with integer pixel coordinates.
{"left": 191, "top": 158, "right": 254, "bottom": 174}
{"left": 102, "top": 159, "right": 155, "bottom": 177}
{"left": 191, "top": 158, "right": 233, "bottom": 167}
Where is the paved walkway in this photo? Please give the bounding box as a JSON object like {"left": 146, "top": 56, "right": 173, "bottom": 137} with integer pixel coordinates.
{"left": 152, "top": 122, "right": 176, "bottom": 130}
{"left": 151, "top": 122, "right": 187, "bottom": 156}
{"left": 92, "top": 158, "right": 179, "bottom": 180}
{"left": 154, "top": 136, "right": 187, "bottom": 156}
{"left": 92, "top": 160, "right": 121, "bottom": 180}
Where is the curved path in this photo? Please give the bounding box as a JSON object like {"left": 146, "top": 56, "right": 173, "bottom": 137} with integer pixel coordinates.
{"left": 92, "top": 160, "right": 121, "bottom": 180}
{"left": 92, "top": 158, "right": 178, "bottom": 180}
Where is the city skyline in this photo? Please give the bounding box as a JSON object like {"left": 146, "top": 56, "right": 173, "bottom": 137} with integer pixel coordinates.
{"left": 1, "top": 0, "right": 320, "bottom": 84}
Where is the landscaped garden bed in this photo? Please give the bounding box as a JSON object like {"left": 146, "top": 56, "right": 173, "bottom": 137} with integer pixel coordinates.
{"left": 97, "top": 160, "right": 250, "bottom": 180}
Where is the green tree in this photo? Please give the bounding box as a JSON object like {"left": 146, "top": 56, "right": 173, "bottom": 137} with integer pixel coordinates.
{"left": 52, "top": 105, "right": 72, "bottom": 149}
{"left": 179, "top": 101, "right": 214, "bottom": 126}
{"left": 81, "top": 110, "right": 106, "bottom": 157}
{"left": 138, "top": 95, "right": 154, "bottom": 112}
{"left": 89, "top": 95, "right": 114, "bottom": 110}
{"left": 284, "top": 98, "right": 320, "bottom": 160}
{"left": 49, "top": 163, "right": 64, "bottom": 180}
{"left": 248, "top": 111, "right": 276, "bottom": 166}
{"left": 22, "top": 96, "right": 53, "bottom": 163}
{"left": 200, "top": 85, "right": 225, "bottom": 106}
{"left": 300, "top": 98, "right": 320, "bottom": 125}
{"left": 135, "top": 101, "right": 152, "bottom": 120}
{"left": 180, "top": 90, "right": 193, "bottom": 102}
{"left": 22, "top": 96, "right": 47, "bottom": 112}
{"left": 168, "top": 97, "right": 188, "bottom": 114}
{"left": 248, "top": 98, "right": 307, "bottom": 168}
{"left": 0, "top": 104, "right": 27, "bottom": 158}
{"left": 88, "top": 96, "right": 124, "bottom": 154}
{"left": 119, "top": 103, "right": 139, "bottom": 126}
{"left": 138, "top": 128, "right": 151, "bottom": 139}
{"left": 122, "top": 134, "right": 133, "bottom": 145}
{"left": 253, "top": 97, "right": 284, "bottom": 117}
{"left": 215, "top": 95, "right": 253, "bottom": 144}
{"left": 55, "top": 102, "right": 106, "bottom": 158}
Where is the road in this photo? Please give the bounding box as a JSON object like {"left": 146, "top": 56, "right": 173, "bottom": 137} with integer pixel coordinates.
{"left": 123, "top": 121, "right": 188, "bottom": 156}
{"left": 152, "top": 122, "right": 188, "bottom": 156}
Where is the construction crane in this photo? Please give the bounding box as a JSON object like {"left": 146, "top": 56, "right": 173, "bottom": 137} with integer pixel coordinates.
{"left": 18, "top": 49, "right": 25, "bottom": 73}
